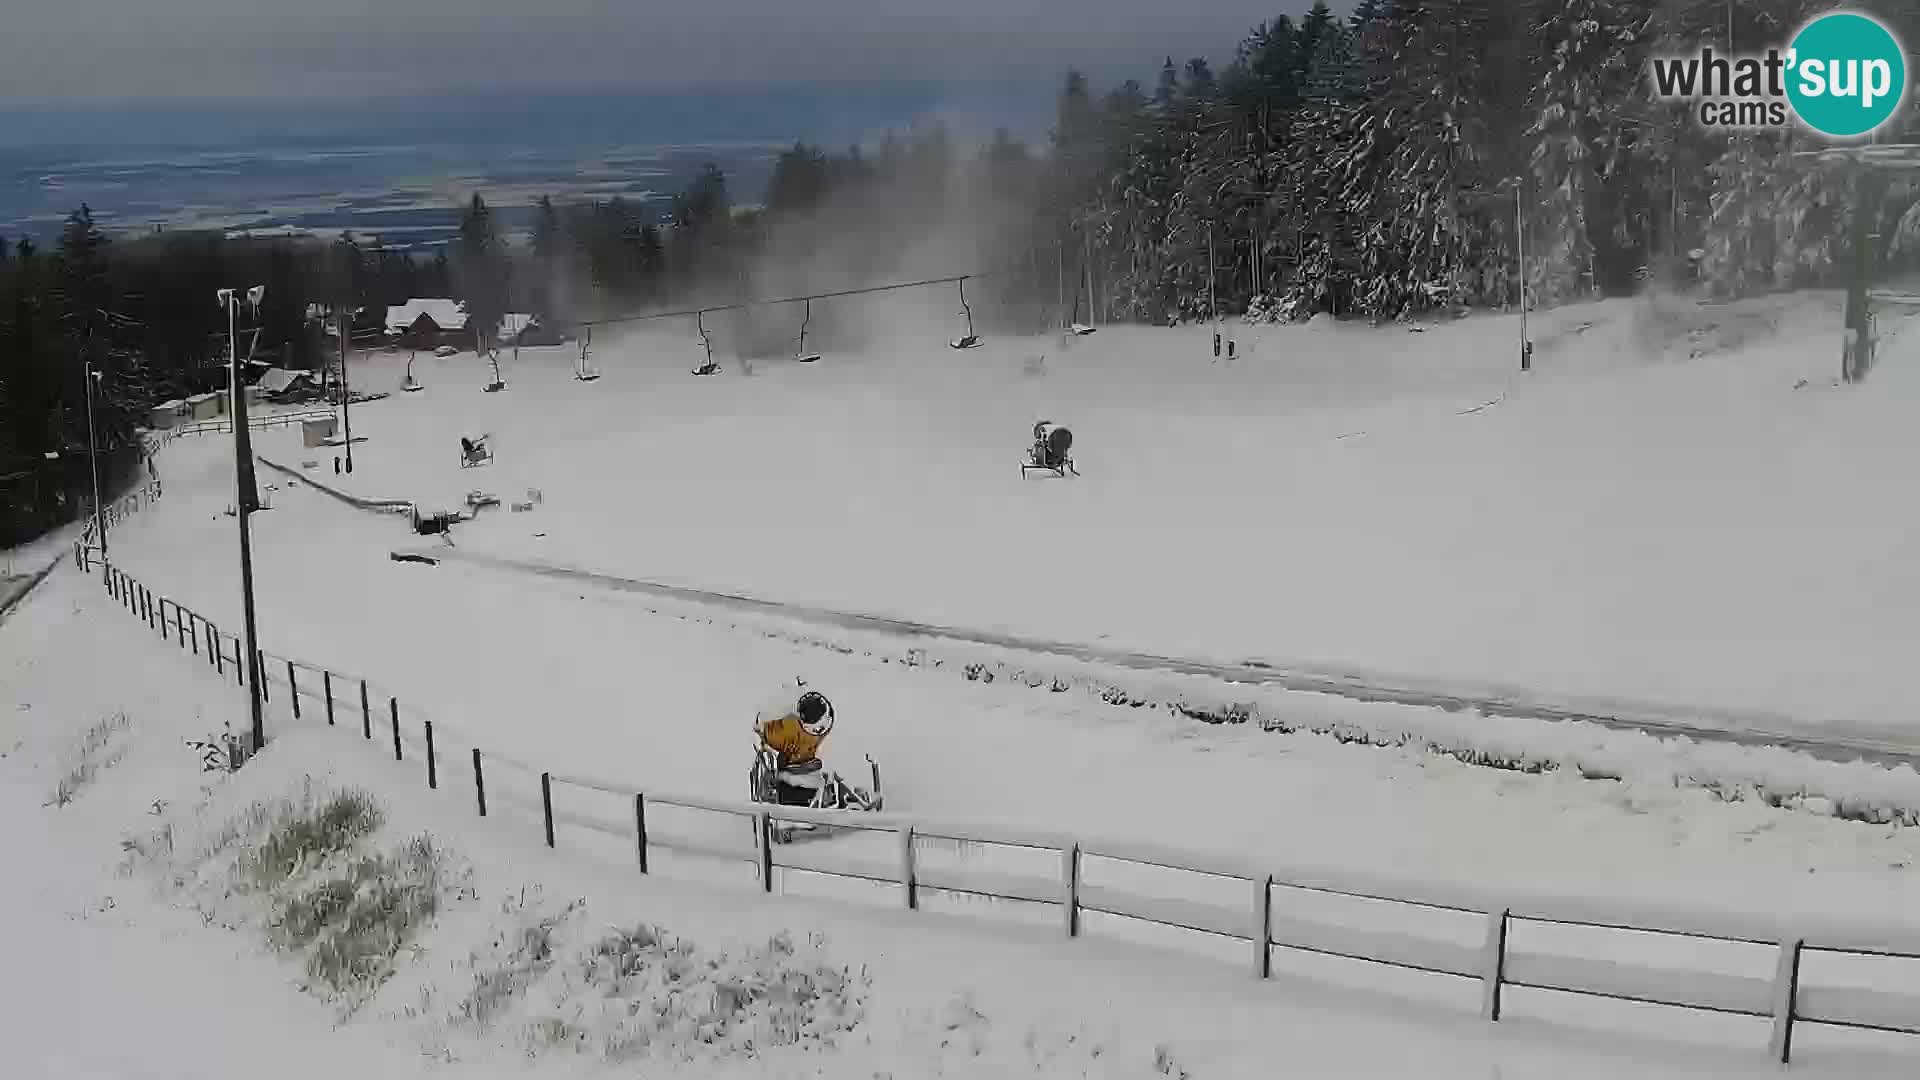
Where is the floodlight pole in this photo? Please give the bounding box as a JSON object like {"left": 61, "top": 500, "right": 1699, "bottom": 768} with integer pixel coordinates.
{"left": 1516, "top": 180, "right": 1530, "bottom": 372}
{"left": 337, "top": 308, "right": 354, "bottom": 473}
{"left": 83, "top": 360, "right": 105, "bottom": 565}
{"left": 224, "top": 289, "right": 267, "bottom": 752}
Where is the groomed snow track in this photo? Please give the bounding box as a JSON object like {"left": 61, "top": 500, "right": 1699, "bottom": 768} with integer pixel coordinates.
{"left": 400, "top": 546, "right": 1920, "bottom": 771}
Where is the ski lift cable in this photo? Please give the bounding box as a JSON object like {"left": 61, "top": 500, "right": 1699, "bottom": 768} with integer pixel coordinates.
{"left": 576, "top": 269, "right": 1007, "bottom": 331}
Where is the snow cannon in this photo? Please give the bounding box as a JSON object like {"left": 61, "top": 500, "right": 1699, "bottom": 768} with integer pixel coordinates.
{"left": 1021, "top": 420, "right": 1078, "bottom": 478}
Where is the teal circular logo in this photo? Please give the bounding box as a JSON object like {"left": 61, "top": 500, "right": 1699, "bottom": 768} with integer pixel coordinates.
{"left": 1786, "top": 12, "right": 1907, "bottom": 138}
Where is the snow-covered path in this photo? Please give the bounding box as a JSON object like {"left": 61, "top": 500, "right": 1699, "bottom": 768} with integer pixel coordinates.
{"left": 401, "top": 540, "right": 1920, "bottom": 767}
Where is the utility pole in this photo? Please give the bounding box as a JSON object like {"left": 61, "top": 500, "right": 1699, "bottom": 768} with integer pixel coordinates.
{"left": 1516, "top": 181, "right": 1531, "bottom": 372}
{"left": 1208, "top": 223, "right": 1220, "bottom": 356}
{"left": 83, "top": 359, "right": 105, "bottom": 564}
{"left": 1083, "top": 225, "right": 1095, "bottom": 327}
{"left": 1056, "top": 236, "right": 1066, "bottom": 329}
{"left": 337, "top": 304, "right": 354, "bottom": 473}
{"left": 222, "top": 287, "right": 267, "bottom": 752}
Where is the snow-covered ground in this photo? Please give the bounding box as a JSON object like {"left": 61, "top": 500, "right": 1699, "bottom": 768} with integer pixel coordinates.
{"left": 13, "top": 286, "right": 1920, "bottom": 1072}
{"left": 237, "top": 289, "right": 1920, "bottom": 741}
{"left": 6, "top": 565, "right": 1917, "bottom": 1079}
{"left": 83, "top": 294, "right": 1920, "bottom": 929}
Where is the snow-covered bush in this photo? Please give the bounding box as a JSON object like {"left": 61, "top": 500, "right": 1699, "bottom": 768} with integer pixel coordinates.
{"left": 276, "top": 836, "right": 444, "bottom": 999}
{"left": 48, "top": 712, "right": 131, "bottom": 807}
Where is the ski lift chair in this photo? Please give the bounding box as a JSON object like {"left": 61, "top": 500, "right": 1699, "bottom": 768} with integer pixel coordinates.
{"left": 1022, "top": 420, "right": 1078, "bottom": 478}
{"left": 576, "top": 327, "right": 602, "bottom": 382}
{"left": 691, "top": 310, "right": 722, "bottom": 375}
{"left": 459, "top": 434, "right": 494, "bottom": 469}
{"left": 795, "top": 299, "right": 822, "bottom": 363}
{"left": 950, "top": 278, "right": 983, "bottom": 350}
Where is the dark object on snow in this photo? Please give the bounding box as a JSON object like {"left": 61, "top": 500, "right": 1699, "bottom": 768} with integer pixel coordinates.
{"left": 748, "top": 746, "right": 884, "bottom": 841}
{"left": 1022, "top": 421, "right": 1078, "bottom": 478}
{"left": 389, "top": 552, "right": 439, "bottom": 566}
{"left": 459, "top": 435, "right": 493, "bottom": 469}
{"left": 411, "top": 509, "right": 458, "bottom": 542}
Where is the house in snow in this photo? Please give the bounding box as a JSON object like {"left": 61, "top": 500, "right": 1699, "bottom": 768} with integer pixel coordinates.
{"left": 385, "top": 299, "right": 470, "bottom": 350}
{"left": 254, "top": 367, "right": 323, "bottom": 404}
{"left": 497, "top": 313, "right": 535, "bottom": 346}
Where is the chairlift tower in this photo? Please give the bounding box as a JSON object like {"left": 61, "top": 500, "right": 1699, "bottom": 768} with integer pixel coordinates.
{"left": 1791, "top": 143, "right": 1920, "bottom": 384}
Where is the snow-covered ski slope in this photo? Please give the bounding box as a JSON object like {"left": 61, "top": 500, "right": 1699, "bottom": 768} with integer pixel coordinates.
{"left": 15, "top": 567, "right": 1914, "bottom": 1079}
{"left": 96, "top": 288, "right": 1920, "bottom": 931}
{"left": 268, "top": 287, "right": 1915, "bottom": 738}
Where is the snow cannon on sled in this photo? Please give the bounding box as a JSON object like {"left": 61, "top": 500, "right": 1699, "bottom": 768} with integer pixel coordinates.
{"left": 749, "top": 746, "right": 884, "bottom": 843}
{"left": 1022, "top": 420, "right": 1078, "bottom": 478}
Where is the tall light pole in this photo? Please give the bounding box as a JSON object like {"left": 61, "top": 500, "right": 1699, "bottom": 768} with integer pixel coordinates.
{"left": 220, "top": 285, "right": 268, "bottom": 753}
{"left": 1514, "top": 177, "right": 1531, "bottom": 372}
{"left": 337, "top": 305, "right": 354, "bottom": 474}
{"left": 83, "top": 361, "right": 105, "bottom": 564}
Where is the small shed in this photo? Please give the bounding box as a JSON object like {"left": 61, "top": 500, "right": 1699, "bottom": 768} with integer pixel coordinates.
{"left": 301, "top": 416, "right": 339, "bottom": 448}
{"left": 148, "top": 400, "right": 188, "bottom": 430}
{"left": 186, "top": 392, "right": 224, "bottom": 421}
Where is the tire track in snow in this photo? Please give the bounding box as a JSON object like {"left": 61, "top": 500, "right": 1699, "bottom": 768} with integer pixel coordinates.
{"left": 400, "top": 546, "right": 1920, "bottom": 770}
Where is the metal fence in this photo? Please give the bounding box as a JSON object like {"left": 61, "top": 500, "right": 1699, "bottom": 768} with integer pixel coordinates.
{"left": 70, "top": 442, "right": 1920, "bottom": 1069}
{"left": 162, "top": 408, "right": 335, "bottom": 439}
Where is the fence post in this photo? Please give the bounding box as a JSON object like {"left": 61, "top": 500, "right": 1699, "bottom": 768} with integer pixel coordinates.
{"left": 287, "top": 662, "right": 300, "bottom": 719}
{"left": 190, "top": 614, "right": 201, "bottom": 657}
{"left": 360, "top": 680, "right": 371, "bottom": 740}
{"left": 212, "top": 626, "right": 224, "bottom": 676}
{"left": 474, "top": 749, "right": 488, "bottom": 817}
{"left": 323, "top": 671, "right": 335, "bottom": 726}
{"left": 1253, "top": 874, "right": 1273, "bottom": 979}
{"left": 541, "top": 773, "right": 555, "bottom": 848}
{"left": 1481, "top": 908, "right": 1509, "bottom": 1022}
{"left": 1770, "top": 938, "right": 1804, "bottom": 1063}
{"left": 634, "top": 795, "right": 649, "bottom": 873}
{"left": 425, "top": 721, "right": 438, "bottom": 789}
{"left": 390, "top": 697, "right": 402, "bottom": 761}
{"left": 232, "top": 639, "right": 243, "bottom": 686}
{"left": 900, "top": 825, "right": 918, "bottom": 910}
{"left": 757, "top": 812, "right": 775, "bottom": 893}
{"left": 1062, "top": 843, "right": 1081, "bottom": 938}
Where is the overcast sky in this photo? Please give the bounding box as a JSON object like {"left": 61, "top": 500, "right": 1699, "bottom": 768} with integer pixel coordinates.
{"left": 3, "top": 1, "right": 1324, "bottom": 104}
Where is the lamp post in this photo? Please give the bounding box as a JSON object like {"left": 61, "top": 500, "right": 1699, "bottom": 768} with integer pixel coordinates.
{"left": 1509, "top": 176, "right": 1532, "bottom": 372}
{"left": 219, "top": 285, "right": 268, "bottom": 752}
{"left": 1468, "top": 178, "right": 1533, "bottom": 371}
{"left": 337, "top": 306, "right": 355, "bottom": 474}
{"left": 83, "top": 361, "right": 105, "bottom": 564}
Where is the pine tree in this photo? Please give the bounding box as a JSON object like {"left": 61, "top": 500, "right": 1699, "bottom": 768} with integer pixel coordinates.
{"left": 1182, "top": 58, "right": 1218, "bottom": 100}
{"left": 1155, "top": 57, "right": 1179, "bottom": 107}
{"left": 455, "top": 194, "right": 509, "bottom": 340}
{"left": 530, "top": 195, "right": 562, "bottom": 321}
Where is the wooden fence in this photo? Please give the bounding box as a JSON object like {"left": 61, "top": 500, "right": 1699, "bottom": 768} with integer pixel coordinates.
{"left": 70, "top": 444, "right": 1920, "bottom": 1068}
